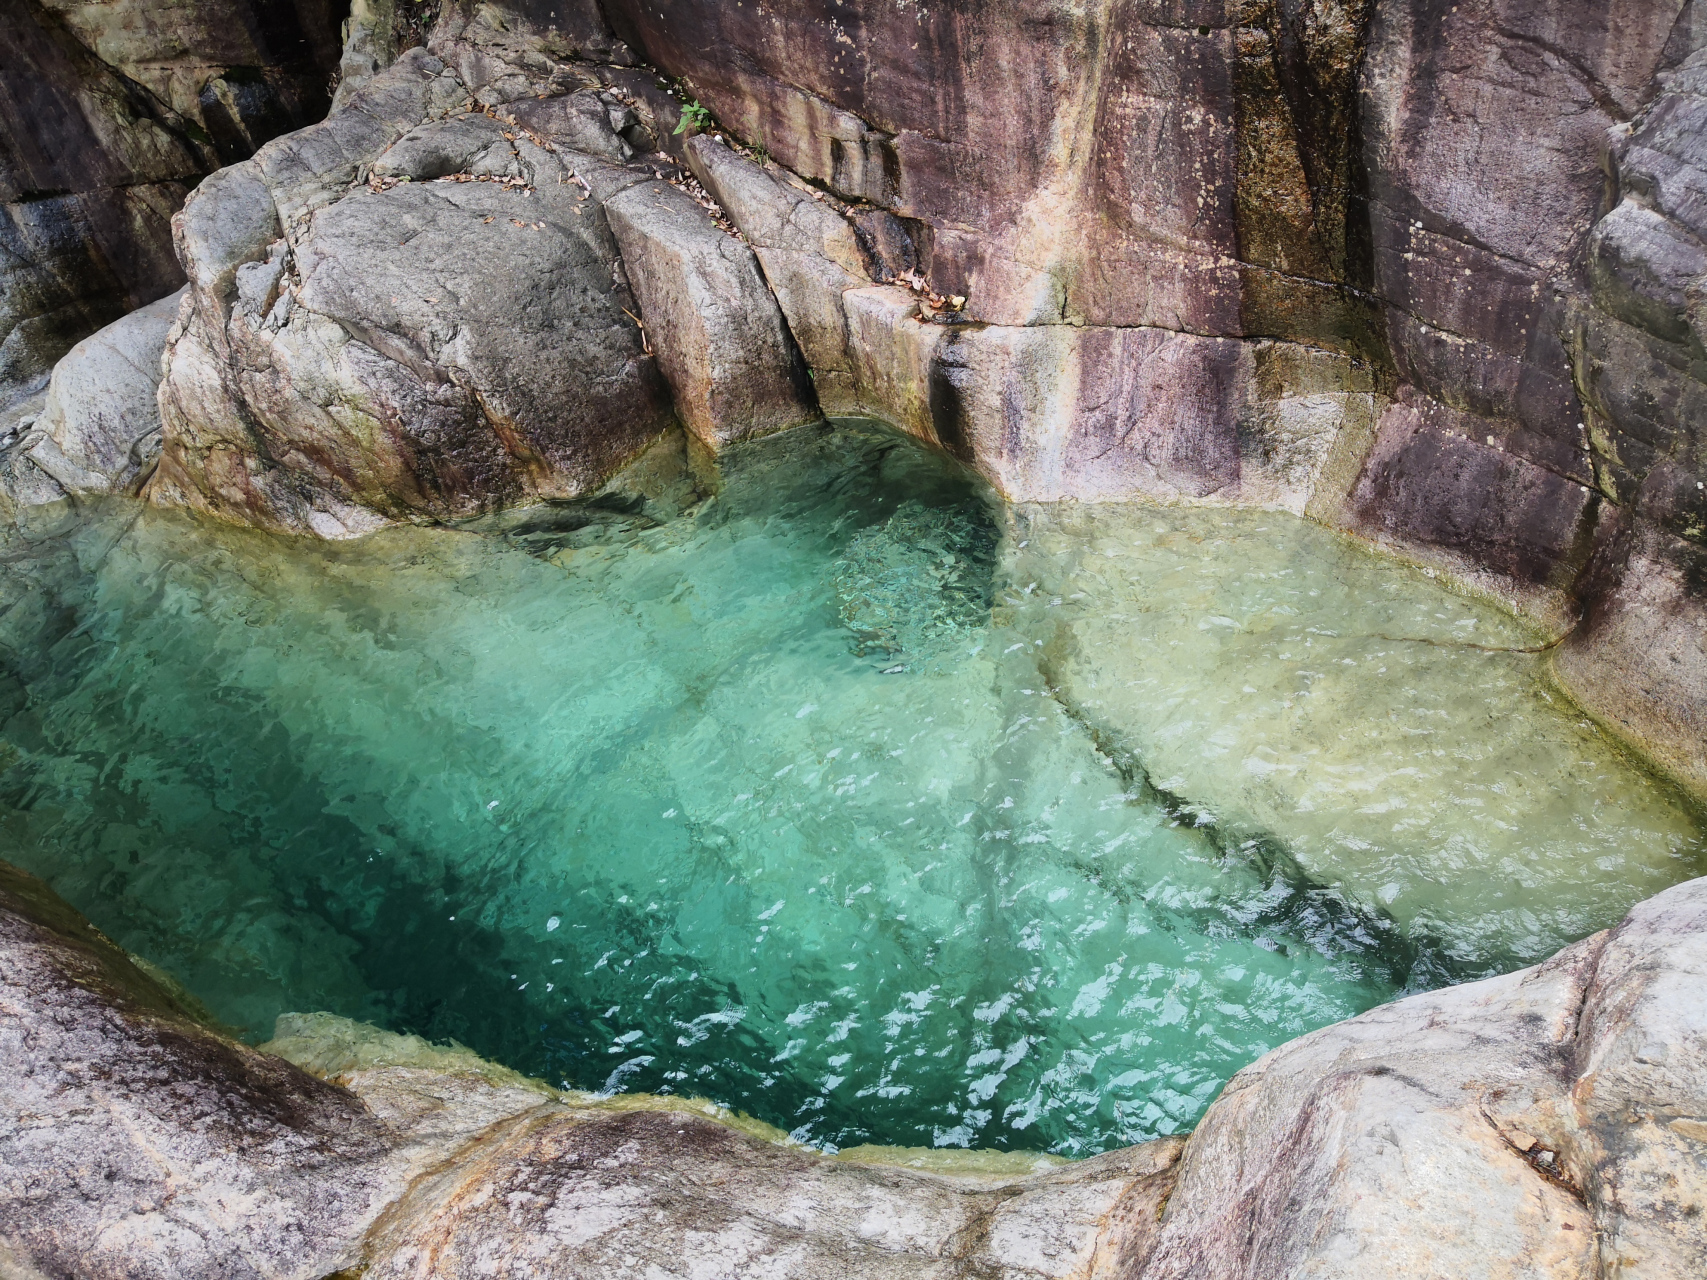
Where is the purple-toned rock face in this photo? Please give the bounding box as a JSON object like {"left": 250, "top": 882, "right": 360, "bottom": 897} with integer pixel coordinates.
{"left": 596, "top": 0, "right": 1707, "bottom": 789}
{"left": 63, "top": 0, "right": 1692, "bottom": 786}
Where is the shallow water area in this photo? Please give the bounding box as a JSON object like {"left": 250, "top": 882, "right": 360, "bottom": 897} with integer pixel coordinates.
{"left": 0, "top": 420, "right": 1699, "bottom": 1156}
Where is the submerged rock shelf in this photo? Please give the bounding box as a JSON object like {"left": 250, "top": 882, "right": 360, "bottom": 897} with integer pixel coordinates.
{"left": 1, "top": 421, "right": 1698, "bottom": 1159}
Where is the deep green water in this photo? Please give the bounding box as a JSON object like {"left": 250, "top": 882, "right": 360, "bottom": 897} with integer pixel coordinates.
{"left": 0, "top": 421, "right": 1700, "bottom": 1156}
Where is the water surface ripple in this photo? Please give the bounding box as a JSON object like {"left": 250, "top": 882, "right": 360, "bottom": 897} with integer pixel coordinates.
{"left": 0, "top": 421, "right": 1699, "bottom": 1155}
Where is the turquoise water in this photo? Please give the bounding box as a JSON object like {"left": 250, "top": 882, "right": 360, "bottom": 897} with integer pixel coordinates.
{"left": 0, "top": 421, "right": 1700, "bottom": 1155}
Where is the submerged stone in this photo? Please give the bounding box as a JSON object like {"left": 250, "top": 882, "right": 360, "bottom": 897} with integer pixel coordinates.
{"left": 0, "top": 421, "right": 1699, "bottom": 1162}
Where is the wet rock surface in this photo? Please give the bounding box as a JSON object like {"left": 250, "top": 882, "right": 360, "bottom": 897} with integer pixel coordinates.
{"left": 2, "top": 861, "right": 1702, "bottom": 1277}
{"left": 59, "top": 0, "right": 1689, "bottom": 792}
{"left": 587, "top": 0, "right": 1707, "bottom": 792}
{"left": 0, "top": 859, "right": 1186, "bottom": 1279}
{"left": 1, "top": 3, "right": 1703, "bottom": 1274}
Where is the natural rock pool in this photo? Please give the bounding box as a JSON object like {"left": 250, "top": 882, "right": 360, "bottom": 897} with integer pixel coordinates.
{"left": 1, "top": 421, "right": 1700, "bottom": 1157}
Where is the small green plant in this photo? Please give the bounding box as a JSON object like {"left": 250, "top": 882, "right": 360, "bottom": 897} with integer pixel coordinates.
{"left": 750, "top": 142, "right": 771, "bottom": 165}
{"left": 673, "top": 100, "right": 714, "bottom": 135}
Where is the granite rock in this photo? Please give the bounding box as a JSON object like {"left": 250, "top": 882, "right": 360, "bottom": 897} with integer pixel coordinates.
{"left": 605, "top": 176, "right": 820, "bottom": 449}
{"left": 0, "top": 860, "right": 399, "bottom": 1280}
{"left": 0, "top": 0, "right": 343, "bottom": 410}
{"left": 26, "top": 287, "right": 186, "bottom": 497}
{"left": 150, "top": 51, "right": 679, "bottom": 534}
{"left": 1133, "top": 875, "right": 1707, "bottom": 1280}
{"left": 0, "top": 860, "right": 1186, "bottom": 1280}
{"left": 5, "top": 857, "right": 1704, "bottom": 1278}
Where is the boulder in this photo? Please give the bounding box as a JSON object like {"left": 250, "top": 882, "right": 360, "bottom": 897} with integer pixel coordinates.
{"left": 149, "top": 32, "right": 850, "bottom": 530}
{"left": 1133, "top": 875, "right": 1707, "bottom": 1280}
{"left": 24, "top": 287, "right": 185, "bottom": 497}
{"left": 151, "top": 52, "right": 680, "bottom": 535}
{"left": 605, "top": 178, "right": 821, "bottom": 450}
{"left": 685, "top": 133, "right": 873, "bottom": 380}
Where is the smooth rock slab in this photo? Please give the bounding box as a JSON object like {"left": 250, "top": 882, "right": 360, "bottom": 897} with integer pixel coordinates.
{"left": 26, "top": 287, "right": 186, "bottom": 497}
{"left": 3, "top": 855, "right": 1705, "bottom": 1277}
{"left": 606, "top": 177, "right": 820, "bottom": 450}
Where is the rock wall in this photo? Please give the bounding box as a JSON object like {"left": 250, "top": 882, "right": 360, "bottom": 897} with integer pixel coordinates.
{"left": 125, "top": 0, "right": 1707, "bottom": 789}
{"left": 0, "top": 0, "right": 346, "bottom": 411}
{"left": 3, "top": 858, "right": 1702, "bottom": 1277}
{"left": 598, "top": 0, "right": 1707, "bottom": 792}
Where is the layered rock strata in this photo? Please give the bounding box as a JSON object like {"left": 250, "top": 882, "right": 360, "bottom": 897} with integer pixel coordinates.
{"left": 3, "top": 862, "right": 1702, "bottom": 1277}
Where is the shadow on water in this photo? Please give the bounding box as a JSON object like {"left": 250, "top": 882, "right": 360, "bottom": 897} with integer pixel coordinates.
{"left": 0, "top": 419, "right": 1697, "bottom": 1154}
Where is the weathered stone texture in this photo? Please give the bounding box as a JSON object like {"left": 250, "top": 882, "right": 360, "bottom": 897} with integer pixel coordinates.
{"left": 0, "top": 860, "right": 399, "bottom": 1280}
{"left": 5, "top": 858, "right": 1704, "bottom": 1278}
{"left": 606, "top": 1, "right": 1378, "bottom": 342}
{"left": 0, "top": 860, "right": 1189, "bottom": 1279}
{"left": 606, "top": 178, "right": 820, "bottom": 450}
{"left": 26, "top": 286, "right": 185, "bottom": 499}
{"left": 150, "top": 50, "right": 681, "bottom": 535}
{"left": 1133, "top": 875, "right": 1707, "bottom": 1280}
{"left": 72, "top": 0, "right": 1704, "bottom": 788}
{"left": 0, "top": 0, "right": 344, "bottom": 410}
{"left": 590, "top": 0, "right": 1707, "bottom": 793}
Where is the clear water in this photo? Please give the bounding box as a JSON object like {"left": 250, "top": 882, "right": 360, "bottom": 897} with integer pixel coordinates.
{"left": 0, "top": 421, "right": 1699, "bottom": 1156}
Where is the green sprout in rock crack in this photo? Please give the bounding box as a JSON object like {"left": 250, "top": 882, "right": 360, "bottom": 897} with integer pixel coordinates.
{"left": 674, "top": 100, "right": 715, "bottom": 135}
